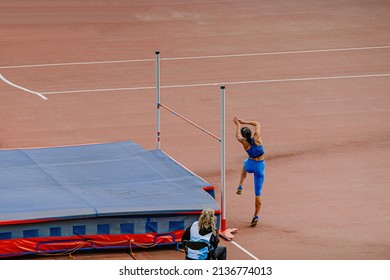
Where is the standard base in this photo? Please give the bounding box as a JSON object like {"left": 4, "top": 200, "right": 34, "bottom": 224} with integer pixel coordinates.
{"left": 220, "top": 228, "right": 238, "bottom": 241}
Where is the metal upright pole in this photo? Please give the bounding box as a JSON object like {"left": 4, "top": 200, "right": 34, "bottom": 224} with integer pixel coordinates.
{"left": 156, "top": 51, "right": 161, "bottom": 150}
{"left": 220, "top": 85, "right": 226, "bottom": 232}
{"left": 219, "top": 85, "right": 237, "bottom": 240}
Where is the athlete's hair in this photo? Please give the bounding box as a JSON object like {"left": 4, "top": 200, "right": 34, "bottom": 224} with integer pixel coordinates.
{"left": 198, "top": 208, "right": 217, "bottom": 236}
{"left": 241, "top": 127, "right": 252, "bottom": 144}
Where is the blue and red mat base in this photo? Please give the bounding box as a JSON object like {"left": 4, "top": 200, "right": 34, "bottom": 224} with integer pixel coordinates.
{"left": 0, "top": 141, "right": 220, "bottom": 258}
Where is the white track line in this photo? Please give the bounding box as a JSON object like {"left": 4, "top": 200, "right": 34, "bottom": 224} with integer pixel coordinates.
{"left": 230, "top": 240, "right": 260, "bottom": 260}
{"left": 0, "top": 58, "right": 154, "bottom": 69}
{"left": 161, "top": 45, "right": 390, "bottom": 61}
{"left": 0, "top": 73, "right": 48, "bottom": 100}
{"left": 41, "top": 73, "right": 390, "bottom": 95}
{"left": 43, "top": 86, "right": 155, "bottom": 95}
{"left": 0, "top": 45, "right": 389, "bottom": 69}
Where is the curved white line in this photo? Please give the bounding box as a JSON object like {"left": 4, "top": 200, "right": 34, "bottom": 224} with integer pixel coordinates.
{"left": 0, "top": 73, "right": 48, "bottom": 100}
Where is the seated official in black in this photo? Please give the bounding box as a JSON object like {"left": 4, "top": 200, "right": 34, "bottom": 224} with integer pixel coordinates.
{"left": 182, "top": 208, "right": 227, "bottom": 260}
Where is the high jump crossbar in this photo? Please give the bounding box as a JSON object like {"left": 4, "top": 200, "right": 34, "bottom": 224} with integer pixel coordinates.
{"left": 157, "top": 103, "right": 221, "bottom": 142}
{"left": 155, "top": 51, "right": 236, "bottom": 240}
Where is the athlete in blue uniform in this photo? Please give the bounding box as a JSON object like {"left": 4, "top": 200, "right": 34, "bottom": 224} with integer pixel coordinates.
{"left": 233, "top": 116, "right": 265, "bottom": 226}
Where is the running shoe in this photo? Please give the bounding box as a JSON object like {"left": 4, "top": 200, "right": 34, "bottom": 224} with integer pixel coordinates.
{"left": 236, "top": 185, "right": 243, "bottom": 195}
{"left": 250, "top": 216, "right": 259, "bottom": 227}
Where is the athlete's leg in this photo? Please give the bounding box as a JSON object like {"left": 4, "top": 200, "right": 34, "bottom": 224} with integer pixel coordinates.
{"left": 236, "top": 166, "right": 247, "bottom": 195}
{"left": 254, "top": 196, "right": 262, "bottom": 217}
{"left": 239, "top": 166, "right": 247, "bottom": 186}
{"left": 251, "top": 195, "right": 262, "bottom": 226}
{"left": 251, "top": 161, "right": 265, "bottom": 226}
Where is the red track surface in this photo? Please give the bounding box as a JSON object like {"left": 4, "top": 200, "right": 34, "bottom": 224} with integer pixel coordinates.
{"left": 1, "top": 0, "right": 389, "bottom": 260}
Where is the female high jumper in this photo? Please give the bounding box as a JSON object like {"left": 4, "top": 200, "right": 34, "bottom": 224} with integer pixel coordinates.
{"left": 233, "top": 116, "right": 265, "bottom": 226}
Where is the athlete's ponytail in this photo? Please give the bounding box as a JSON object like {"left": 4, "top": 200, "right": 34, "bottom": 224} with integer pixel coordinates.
{"left": 241, "top": 127, "right": 252, "bottom": 144}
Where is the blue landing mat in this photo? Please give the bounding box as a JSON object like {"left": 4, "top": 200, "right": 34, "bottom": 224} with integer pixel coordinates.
{"left": 0, "top": 141, "right": 219, "bottom": 224}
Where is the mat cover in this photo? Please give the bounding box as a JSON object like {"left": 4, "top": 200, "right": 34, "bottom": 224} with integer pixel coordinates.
{"left": 0, "top": 141, "right": 219, "bottom": 257}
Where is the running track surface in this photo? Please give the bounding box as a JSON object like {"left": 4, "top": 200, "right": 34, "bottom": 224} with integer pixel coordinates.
{"left": 0, "top": 0, "right": 389, "bottom": 260}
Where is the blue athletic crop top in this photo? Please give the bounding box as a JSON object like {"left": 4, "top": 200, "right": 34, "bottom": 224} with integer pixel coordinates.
{"left": 245, "top": 138, "right": 264, "bottom": 158}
